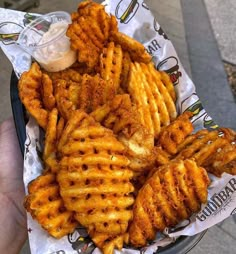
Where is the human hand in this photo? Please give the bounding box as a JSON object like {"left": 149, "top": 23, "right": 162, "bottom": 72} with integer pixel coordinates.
{"left": 0, "top": 117, "right": 27, "bottom": 254}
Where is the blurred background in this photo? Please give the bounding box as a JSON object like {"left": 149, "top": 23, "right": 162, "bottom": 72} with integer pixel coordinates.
{"left": 0, "top": 0, "right": 235, "bottom": 253}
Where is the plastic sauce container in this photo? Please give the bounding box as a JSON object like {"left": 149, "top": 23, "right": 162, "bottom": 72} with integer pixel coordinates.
{"left": 17, "top": 11, "right": 77, "bottom": 72}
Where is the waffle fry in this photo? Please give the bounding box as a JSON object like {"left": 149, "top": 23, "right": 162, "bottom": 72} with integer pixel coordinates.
{"left": 67, "top": 0, "right": 118, "bottom": 68}
{"left": 120, "top": 51, "right": 131, "bottom": 92}
{"left": 99, "top": 42, "right": 123, "bottom": 91}
{"left": 91, "top": 94, "right": 155, "bottom": 173}
{"left": 24, "top": 172, "right": 77, "bottom": 238}
{"left": 79, "top": 74, "right": 116, "bottom": 113}
{"left": 41, "top": 73, "right": 56, "bottom": 111}
{"left": 127, "top": 62, "right": 177, "bottom": 138}
{"left": 57, "top": 110, "right": 134, "bottom": 253}
{"left": 157, "top": 111, "right": 193, "bottom": 155}
{"left": 110, "top": 31, "right": 151, "bottom": 63}
{"left": 18, "top": 62, "right": 48, "bottom": 130}
{"left": 129, "top": 159, "right": 210, "bottom": 247}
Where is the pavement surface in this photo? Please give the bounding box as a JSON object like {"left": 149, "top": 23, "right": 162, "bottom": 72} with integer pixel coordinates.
{"left": 204, "top": 0, "right": 236, "bottom": 65}
{"left": 0, "top": 0, "right": 235, "bottom": 253}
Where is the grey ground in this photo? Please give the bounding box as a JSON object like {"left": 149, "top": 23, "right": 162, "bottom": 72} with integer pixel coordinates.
{"left": 0, "top": 0, "right": 235, "bottom": 253}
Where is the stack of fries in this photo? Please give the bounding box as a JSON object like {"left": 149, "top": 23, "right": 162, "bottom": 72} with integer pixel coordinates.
{"left": 18, "top": 1, "right": 236, "bottom": 253}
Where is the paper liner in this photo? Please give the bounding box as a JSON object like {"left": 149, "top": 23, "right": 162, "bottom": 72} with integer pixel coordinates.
{"left": 1, "top": 1, "right": 235, "bottom": 253}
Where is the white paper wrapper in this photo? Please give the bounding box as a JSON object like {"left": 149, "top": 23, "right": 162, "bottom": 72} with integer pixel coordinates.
{"left": 0, "top": 1, "right": 235, "bottom": 253}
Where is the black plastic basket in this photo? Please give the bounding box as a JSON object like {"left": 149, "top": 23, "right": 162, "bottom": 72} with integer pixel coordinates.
{"left": 10, "top": 70, "right": 206, "bottom": 253}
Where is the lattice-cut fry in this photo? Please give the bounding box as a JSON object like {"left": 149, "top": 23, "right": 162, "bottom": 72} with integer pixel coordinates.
{"left": 120, "top": 51, "right": 131, "bottom": 92}
{"left": 24, "top": 172, "right": 77, "bottom": 238}
{"left": 157, "top": 111, "right": 193, "bottom": 155}
{"left": 99, "top": 42, "right": 123, "bottom": 91}
{"left": 159, "top": 71, "right": 176, "bottom": 102}
{"left": 111, "top": 31, "right": 151, "bottom": 63}
{"left": 129, "top": 159, "right": 210, "bottom": 247}
{"left": 57, "top": 110, "right": 134, "bottom": 254}
{"left": 174, "top": 129, "right": 224, "bottom": 163}
{"left": 206, "top": 142, "right": 236, "bottom": 176}
{"left": 43, "top": 108, "right": 64, "bottom": 172}
{"left": 91, "top": 94, "right": 155, "bottom": 173}
{"left": 127, "top": 62, "right": 177, "bottom": 138}
{"left": 54, "top": 79, "right": 79, "bottom": 120}
{"left": 41, "top": 73, "right": 55, "bottom": 111}
{"left": 79, "top": 74, "right": 116, "bottom": 113}
{"left": 67, "top": 21, "right": 100, "bottom": 68}
{"left": 145, "top": 63, "right": 177, "bottom": 121}
{"left": 18, "top": 62, "right": 48, "bottom": 130}
{"left": 67, "top": 0, "right": 118, "bottom": 68}
{"left": 45, "top": 67, "right": 82, "bottom": 83}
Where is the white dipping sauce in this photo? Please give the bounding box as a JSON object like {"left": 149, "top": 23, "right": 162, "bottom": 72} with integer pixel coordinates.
{"left": 33, "top": 22, "right": 76, "bottom": 72}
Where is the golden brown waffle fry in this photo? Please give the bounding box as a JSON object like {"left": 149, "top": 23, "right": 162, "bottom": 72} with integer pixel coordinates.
{"left": 79, "top": 74, "right": 116, "bottom": 113}
{"left": 158, "top": 111, "right": 193, "bottom": 155}
{"left": 45, "top": 67, "right": 82, "bottom": 82}
{"left": 99, "top": 42, "right": 123, "bottom": 91}
{"left": 111, "top": 31, "right": 151, "bottom": 63}
{"left": 67, "top": 20, "right": 100, "bottom": 68}
{"left": 24, "top": 172, "right": 77, "bottom": 238}
{"left": 57, "top": 110, "right": 134, "bottom": 254}
{"left": 18, "top": 62, "right": 48, "bottom": 130}
{"left": 120, "top": 51, "right": 131, "bottom": 92}
{"left": 175, "top": 129, "right": 223, "bottom": 162}
{"left": 43, "top": 108, "right": 63, "bottom": 172}
{"left": 91, "top": 94, "right": 155, "bottom": 173}
{"left": 146, "top": 63, "right": 177, "bottom": 121}
{"left": 54, "top": 79, "right": 78, "bottom": 120}
{"left": 159, "top": 71, "right": 176, "bottom": 102}
{"left": 127, "top": 62, "right": 177, "bottom": 138}
{"left": 67, "top": 0, "right": 118, "bottom": 68}
{"left": 41, "top": 73, "right": 56, "bottom": 111}
{"left": 129, "top": 159, "right": 210, "bottom": 247}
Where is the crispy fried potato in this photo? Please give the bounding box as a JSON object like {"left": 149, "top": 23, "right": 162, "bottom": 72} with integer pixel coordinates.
{"left": 24, "top": 172, "right": 77, "bottom": 238}
{"left": 129, "top": 159, "right": 210, "bottom": 247}
{"left": 41, "top": 73, "right": 56, "bottom": 111}
{"left": 127, "top": 62, "right": 177, "bottom": 138}
{"left": 67, "top": 0, "right": 118, "bottom": 68}
{"left": 159, "top": 71, "right": 176, "bottom": 102}
{"left": 120, "top": 51, "right": 131, "bottom": 92}
{"left": 18, "top": 62, "right": 48, "bottom": 130}
{"left": 158, "top": 111, "right": 193, "bottom": 155}
{"left": 99, "top": 42, "right": 123, "bottom": 91}
{"left": 54, "top": 79, "right": 79, "bottom": 120}
{"left": 57, "top": 110, "right": 134, "bottom": 253}
{"left": 205, "top": 142, "right": 236, "bottom": 176}
{"left": 110, "top": 31, "right": 151, "bottom": 63}
{"left": 45, "top": 67, "right": 82, "bottom": 83}
{"left": 79, "top": 74, "right": 116, "bottom": 113}
{"left": 91, "top": 94, "right": 155, "bottom": 173}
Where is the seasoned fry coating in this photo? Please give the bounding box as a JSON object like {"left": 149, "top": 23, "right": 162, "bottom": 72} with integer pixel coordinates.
{"left": 129, "top": 159, "right": 210, "bottom": 247}
{"left": 206, "top": 142, "right": 236, "bottom": 176}
{"left": 45, "top": 67, "right": 82, "bottom": 82}
{"left": 110, "top": 31, "right": 151, "bottom": 63}
{"left": 41, "top": 73, "right": 56, "bottom": 111}
{"left": 127, "top": 62, "right": 177, "bottom": 138}
{"left": 91, "top": 94, "right": 155, "bottom": 173}
{"left": 79, "top": 74, "right": 116, "bottom": 113}
{"left": 158, "top": 111, "right": 193, "bottom": 155}
{"left": 67, "top": 0, "right": 118, "bottom": 68}
{"left": 57, "top": 110, "right": 134, "bottom": 254}
{"left": 159, "top": 71, "right": 176, "bottom": 102}
{"left": 120, "top": 51, "right": 131, "bottom": 92}
{"left": 18, "top": 62, "right": 48, "bottom": 129}
{"left": 24, "top": 172, "right": 77, "bottom": 238}
{"left": 99, "top": 42, "right": 123, "bottom": 91}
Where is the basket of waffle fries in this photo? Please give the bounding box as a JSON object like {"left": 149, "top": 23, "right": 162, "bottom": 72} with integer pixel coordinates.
{"left": 1, "top": 0, "right": 236, "bottom": 253}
